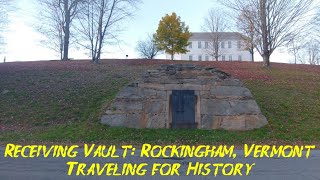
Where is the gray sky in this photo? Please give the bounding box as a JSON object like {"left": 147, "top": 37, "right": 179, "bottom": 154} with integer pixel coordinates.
{"left": 0, "top": 0, "right": 306, "bottom": 63}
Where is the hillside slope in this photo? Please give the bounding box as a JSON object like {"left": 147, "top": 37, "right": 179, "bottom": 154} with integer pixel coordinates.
{"left": 0, "top": 59, "right": 319, "bottom": 145}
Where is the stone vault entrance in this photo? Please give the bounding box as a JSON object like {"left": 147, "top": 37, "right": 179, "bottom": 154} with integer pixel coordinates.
{"left": 101, "top": 64, "right": 268, "bottom": 131}
{"left": 171, "top": 90, "right": 196, "bottom": 129}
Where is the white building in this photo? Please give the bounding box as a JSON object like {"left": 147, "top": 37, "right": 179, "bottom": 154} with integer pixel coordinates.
{"left": 166, "top": 32, "right": 252, "bottom": 62}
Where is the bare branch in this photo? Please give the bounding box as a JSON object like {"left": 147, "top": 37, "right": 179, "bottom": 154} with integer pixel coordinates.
{"left": 220, "top": 0, "right": 314, "bottom": 67}
{"left": 36, "top": 0, "right": 85, "bottom": 60}
{"left": 0, "top": 0, "right": 13, "bottom": 54}
{"left": 136, "top": 34, "right": 161, "bottom": 59}
{"left": 202, "top": 8, "right": 228, "bottom": 61}
{"left": 75, "top": 0, "right": 140, "bottom": 63}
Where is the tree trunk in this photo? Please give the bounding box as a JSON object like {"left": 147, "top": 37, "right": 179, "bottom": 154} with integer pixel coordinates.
{"left": 260, "top": 0, "right": 270, "bottom": 67}
{"left": 96, "top": 32, "right": 104, "bottom": 64}
{"left": 171, "top": 44, "right": 174, "bottom": 60}
{"left": 63, "top": 25, "right": 70, "bottom": 61}
{"left": 294, "top": 49, "right": 297, "bottom": 64}
{"left": 262, "top": 55, "right": 270, "bottom": 67}
{"left": 251, "top": 51, "right": 254, "bottom": 62}
{"left": 63, "top": 0, "right": 70, "bottom": 61}
{"left": 96, "top": 47, "right": 101, "bottom": 64}
{"left": 215, "top": 51, "right": 219, "bottom": 61}
{"left": 93, "top": 58, "right": 100, "bottom": 64}
{"left": 60, "top": 49, "right": 63, "bottom": 61}
{"left": 60, "top": 36, "right": 63, "bottom": 60}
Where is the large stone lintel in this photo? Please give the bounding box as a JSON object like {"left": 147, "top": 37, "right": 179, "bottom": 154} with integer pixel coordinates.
{"left": 139, "top": 83, "right": 166, "bottom": 90}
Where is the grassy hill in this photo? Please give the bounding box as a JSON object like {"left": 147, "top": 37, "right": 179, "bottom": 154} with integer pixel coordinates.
{"left": 0, "top": 59, "right": 319, "bottom": 145}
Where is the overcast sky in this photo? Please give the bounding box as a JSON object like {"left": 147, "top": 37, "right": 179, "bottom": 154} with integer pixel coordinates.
{"left": 0, "top": 0, "right": 310, "bottom": 63}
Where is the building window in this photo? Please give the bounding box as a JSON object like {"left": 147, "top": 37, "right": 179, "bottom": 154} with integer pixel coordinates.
{"left": 237, "top": 41, "right": 241, "bottom": 49}
{"left": 198, "top": 41, "right": 202, "bottom": 49}
{"left": 205, "top": 55, "right": 209, "bottom": 61}
{"left": 229, "top": 55, "right": 233, "bottom": 61}
{"left": 189, "top": 42, "right": 193, "bottom": 49}
{"left": 238, "top": 55, "right": 242, "bottom": 61}
{"left": 189, "top": 55, "right": 193, "bottom": 61}
{"left": 205, "top": 42, "right": 209, "bottom": 49}
{"left": 228, "top": 41, "right": 232, "bottom": 48}
{"left": 222, "top": 55, "right": 225, "bottom": 61}
{"left": 221, "top": 42, "right": 225, "bottom": 49}
{"left": 198, "top": 55, "right": 202, "bottom": 61}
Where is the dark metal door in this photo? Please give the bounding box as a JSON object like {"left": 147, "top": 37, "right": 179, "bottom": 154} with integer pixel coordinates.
{"left": 171, "top": 90, "right": 196, "bottom": 129}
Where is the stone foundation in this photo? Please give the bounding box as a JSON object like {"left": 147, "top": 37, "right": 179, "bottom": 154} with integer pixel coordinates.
{"left": 101, "top": 64, "right": 268, "bottom": 131}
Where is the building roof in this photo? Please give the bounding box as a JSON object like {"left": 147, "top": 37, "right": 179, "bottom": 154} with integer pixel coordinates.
{"left": 190, "top": 32, "right": 243, "bottom": 41}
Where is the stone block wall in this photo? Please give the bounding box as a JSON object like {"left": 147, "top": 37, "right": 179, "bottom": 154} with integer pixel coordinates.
{"left": 101, "top": 64, "right": 267, "bottom": 131}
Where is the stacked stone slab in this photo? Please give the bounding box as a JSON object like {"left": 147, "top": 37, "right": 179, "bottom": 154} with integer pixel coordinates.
{"left": 101, "top": 64, "right": 268, "bottom": 131}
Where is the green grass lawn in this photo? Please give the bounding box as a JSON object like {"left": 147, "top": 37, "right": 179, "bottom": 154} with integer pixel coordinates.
{"left": 0, "top": 59, "right": 319, "bottom": 146}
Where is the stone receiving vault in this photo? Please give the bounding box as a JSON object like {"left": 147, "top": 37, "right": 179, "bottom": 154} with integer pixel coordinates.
{"left": 101, "top": 64, "right": 268, "bottom": 131}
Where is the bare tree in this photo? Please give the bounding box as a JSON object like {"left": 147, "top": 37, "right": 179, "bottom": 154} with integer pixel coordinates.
{"left": 237, "top": 7, "right": 257, "bottom": 62}
{"left": 287, "top": 37, "right": 304, "bottom": 64}
{"left": 0, "top": 0, "right": 13, "bottom": 54}
{"left": 304, "top": 40, "right": 320, "bottom": 65}
{"left": 220, "top": 0, "right": 314, "bottom": 67}
{"left": 202, "top": 8, "right": 228, "bottom": 61}
{"left": 37, "top": 0, "right": 84, "bottom": 60}
{"left": 76, "top": 0, "right": 139, "bottom": 64}
{"left": 313, "top": 7, "right": 320, "bottom": 35}
{"left": 136, "top": 35, "right": 160, "bottom": 59}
